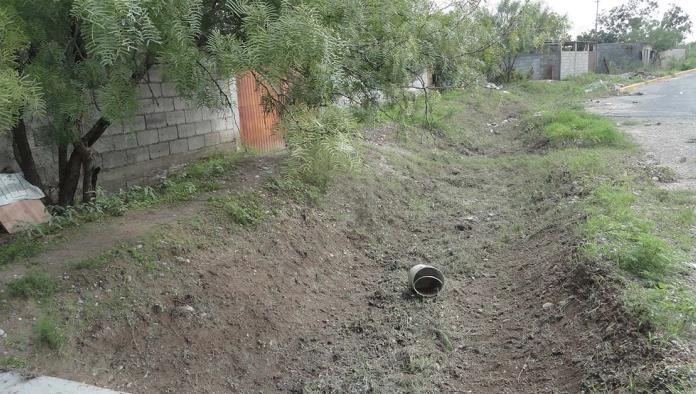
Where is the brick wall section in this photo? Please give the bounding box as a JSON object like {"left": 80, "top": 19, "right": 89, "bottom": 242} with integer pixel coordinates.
{"left": 0, "top": 67, "right": 241, "bottom": 190}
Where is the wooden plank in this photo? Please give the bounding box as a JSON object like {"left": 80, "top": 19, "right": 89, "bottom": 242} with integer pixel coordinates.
{"left": 0, "top": 200, "right": 50, "bottom": 233}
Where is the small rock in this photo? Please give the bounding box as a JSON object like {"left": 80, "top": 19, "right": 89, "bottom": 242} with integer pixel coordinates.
{"left": 679, "top": 157, "right": 687, "bottom": 163}
{"left": 175, "top": 256, "right": 191, "bottom": 264}
{"left": 152, "top": 304, "right": 164, "bottom": 314}
{"left": 0, "top": 328, "right": 6, "bottom": 338}
{"left": 542, "top": 302, "right": 554, "bottom": 310}
{"left": 652, "top": 176, "right": 660, "bottom": 182}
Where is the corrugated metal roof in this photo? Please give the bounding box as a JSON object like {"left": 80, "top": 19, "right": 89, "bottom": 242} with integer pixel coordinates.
{"left": 0, "top": 173, "right": 45, "bottom": 207}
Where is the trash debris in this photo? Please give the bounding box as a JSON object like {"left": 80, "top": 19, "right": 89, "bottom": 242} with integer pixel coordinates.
{"left": 0, "top": 173, "right": 50, "bottom": 233}
{"left": 172, "top": 305, "right": 195, "bottom": 317}
{"left": 485, "top": 82, "right": 501, "bottom": 90}
{"left": 584, "top": 80, "right": 607, "bottom": 93}
{"left": 408, "top": 264, "right": 445, "bottom": 297}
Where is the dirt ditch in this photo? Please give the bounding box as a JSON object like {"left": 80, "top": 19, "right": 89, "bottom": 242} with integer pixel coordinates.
{"left": 1, "top": 124, "right": 658, "bottom": 392}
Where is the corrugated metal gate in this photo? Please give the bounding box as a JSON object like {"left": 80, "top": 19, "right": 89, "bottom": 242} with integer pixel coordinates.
{"left": 235, "top": 72, "right": 285, "bottom": 152}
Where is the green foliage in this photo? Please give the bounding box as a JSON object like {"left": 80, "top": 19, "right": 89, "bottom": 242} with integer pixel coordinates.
{"left": 537, "top": 110, "right": 627, "bottom": 147}
{"left": 579, "top": 0, "right": 692, "bottom": 52}
{"left": 211, "top": 193, "right": 264, "bottom": 225}
{"left": 35, "top": 316, "right": 65, "bottom": 350}
{"left": 7, "top": 272, "right": 59, "bottom": 298}
{"left": 282, "top": 106, "right": 359, "bottom": 189}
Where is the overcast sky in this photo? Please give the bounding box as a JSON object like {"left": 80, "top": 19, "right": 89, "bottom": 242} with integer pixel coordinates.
{"left": 484, "top": 0, "right": 696, "bottom": 40}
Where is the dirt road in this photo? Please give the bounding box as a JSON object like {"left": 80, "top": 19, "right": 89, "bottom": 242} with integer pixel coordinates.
{"left": 589, "top": 72, "right": 696, "bottom": 190}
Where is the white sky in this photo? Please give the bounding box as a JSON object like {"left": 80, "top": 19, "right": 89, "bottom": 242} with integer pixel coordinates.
{"left": 484, "top": 0, "right": 696, "bottom": 41}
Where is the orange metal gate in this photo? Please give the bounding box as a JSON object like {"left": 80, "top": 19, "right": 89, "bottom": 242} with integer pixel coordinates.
{"left": 235, "top": 72, "right": 285, "bottom": 152}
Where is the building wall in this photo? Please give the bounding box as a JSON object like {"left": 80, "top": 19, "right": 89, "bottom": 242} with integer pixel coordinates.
{"left": 660, "top": 48, "right": 687, "bottom": 65}
{"left": 1, "top": 68, "right": 240, "bottom": 191}
{"left": 560, "top": 51, "right": 590, "bottom": 79}
{"left": 596, "top": 43, "right": 647, "bottom": 73}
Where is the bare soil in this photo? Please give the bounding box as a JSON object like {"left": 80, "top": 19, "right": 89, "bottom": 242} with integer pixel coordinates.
{"left": 0, "top": 117, "right": 656, "bottom": 392}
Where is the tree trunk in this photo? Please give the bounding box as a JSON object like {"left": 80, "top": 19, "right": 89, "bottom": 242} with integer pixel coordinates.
{"left": 58, "top": 118, "right": 110, "bottom": 206}
{"left": 81, "top": 145, "right": 100, "bottom": 203}
{"left": 11, "top": 119, "right": 44, "bottom": 192}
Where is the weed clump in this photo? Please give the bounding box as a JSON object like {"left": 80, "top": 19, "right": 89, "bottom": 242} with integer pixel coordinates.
{"left": 538, "top": 110, "right": 626, "bottom": 147}
{"left": 36, "top": 316, "right": 65, "bottom": 350}
{"left": 212, "top": 193, "right": 265, "bottom": 225}
{"left": 7, "top": 272, "right": 58, "bottom": 298}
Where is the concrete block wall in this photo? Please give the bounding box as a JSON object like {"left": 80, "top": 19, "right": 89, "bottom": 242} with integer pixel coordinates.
{"left": 560, "top": 51, "right": 590, "bottom": 79}
{"left": 513, "top": 54, "right": 543, "bottom": 80}
{"left": 0, "top": 67, "right": 240, "bottom": 190}
{"left": 596, "top": 43, "right": 646, "bottom": 73}
{"left": 660, "top": 48, "right": 687, "bottom": 65}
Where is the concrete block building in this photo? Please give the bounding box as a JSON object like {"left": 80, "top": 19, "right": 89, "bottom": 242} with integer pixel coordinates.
{"left": 512, "top": 41, "right": 596, "bottom": 80}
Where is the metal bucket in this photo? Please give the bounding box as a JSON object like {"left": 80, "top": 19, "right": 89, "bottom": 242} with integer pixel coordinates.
{"left": 408, "top": 264, "right": 445, "bottom": 297}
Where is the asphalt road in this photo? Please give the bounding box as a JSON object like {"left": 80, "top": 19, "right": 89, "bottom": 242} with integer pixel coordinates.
{"left": 589, "top": 72, "right": 696, "bottom": 190}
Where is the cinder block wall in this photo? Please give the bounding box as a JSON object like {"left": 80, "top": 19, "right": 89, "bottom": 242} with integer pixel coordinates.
{"left": 513, "top": 54, "right": 543, "bottom": 80}
{"left": 596, "top": 43, "right": 645, "bottom": 73}
{"left": 560, "top": 51, "right": 590, "bottom": 79}
{"left": 0, "top": 68, "right": 240, "bottom": 191}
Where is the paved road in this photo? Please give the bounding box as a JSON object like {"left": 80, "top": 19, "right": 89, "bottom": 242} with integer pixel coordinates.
{"left": 589, "top": 72, "right": 696, "bottom": 190}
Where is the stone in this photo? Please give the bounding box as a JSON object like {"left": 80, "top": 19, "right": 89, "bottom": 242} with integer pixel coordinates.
{"left": 542, "top": 302, "right": 554, "bottom": 310}
{"left": 0, "top": 328, "right": 5, "bottom": 338}
{"left": 679, "top": 157, "right": 688, "bottom": 163}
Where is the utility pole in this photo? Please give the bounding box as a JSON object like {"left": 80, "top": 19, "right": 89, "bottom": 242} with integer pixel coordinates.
{"left": 594, "top": 0, "right": 600, "bottom": 40}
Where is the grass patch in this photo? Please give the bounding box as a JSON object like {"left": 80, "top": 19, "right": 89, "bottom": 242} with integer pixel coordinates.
{"left": 0, "top": 356, "right": 26, "bottom": 369}
{"left": 536, "top": 110, "right": 627, "bottom": 147}
{"left": 626, "top": 284, "right": 696, "bottom": 338}
{"left": 0, "top": 236, "right": 43, "bottom": 266}
{"left": 71, "top": 251, "right": 118, "bottom": 270}
{"left": 583, "top": 184, "right": 681, "bottom": 280}
{"left": 127, "top": 246, "right": 158, "bottom": 270}
{"left": 211, "top": 193, "right": 265, "bottom": 225}
{"left": 7, "top": 272, "right": 58, "bottom": 298}
{"left": 35, "top": 315, "right": 65, "bottom": 350}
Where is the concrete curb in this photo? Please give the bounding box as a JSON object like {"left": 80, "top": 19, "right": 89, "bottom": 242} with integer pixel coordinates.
{"left": 619, "top": 67, "right": 696, "bottom": 92}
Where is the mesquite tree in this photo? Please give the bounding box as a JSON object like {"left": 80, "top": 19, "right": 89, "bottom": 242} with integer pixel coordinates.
{"left": 1, "top": 0, "right": 487, "bottom": 206}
